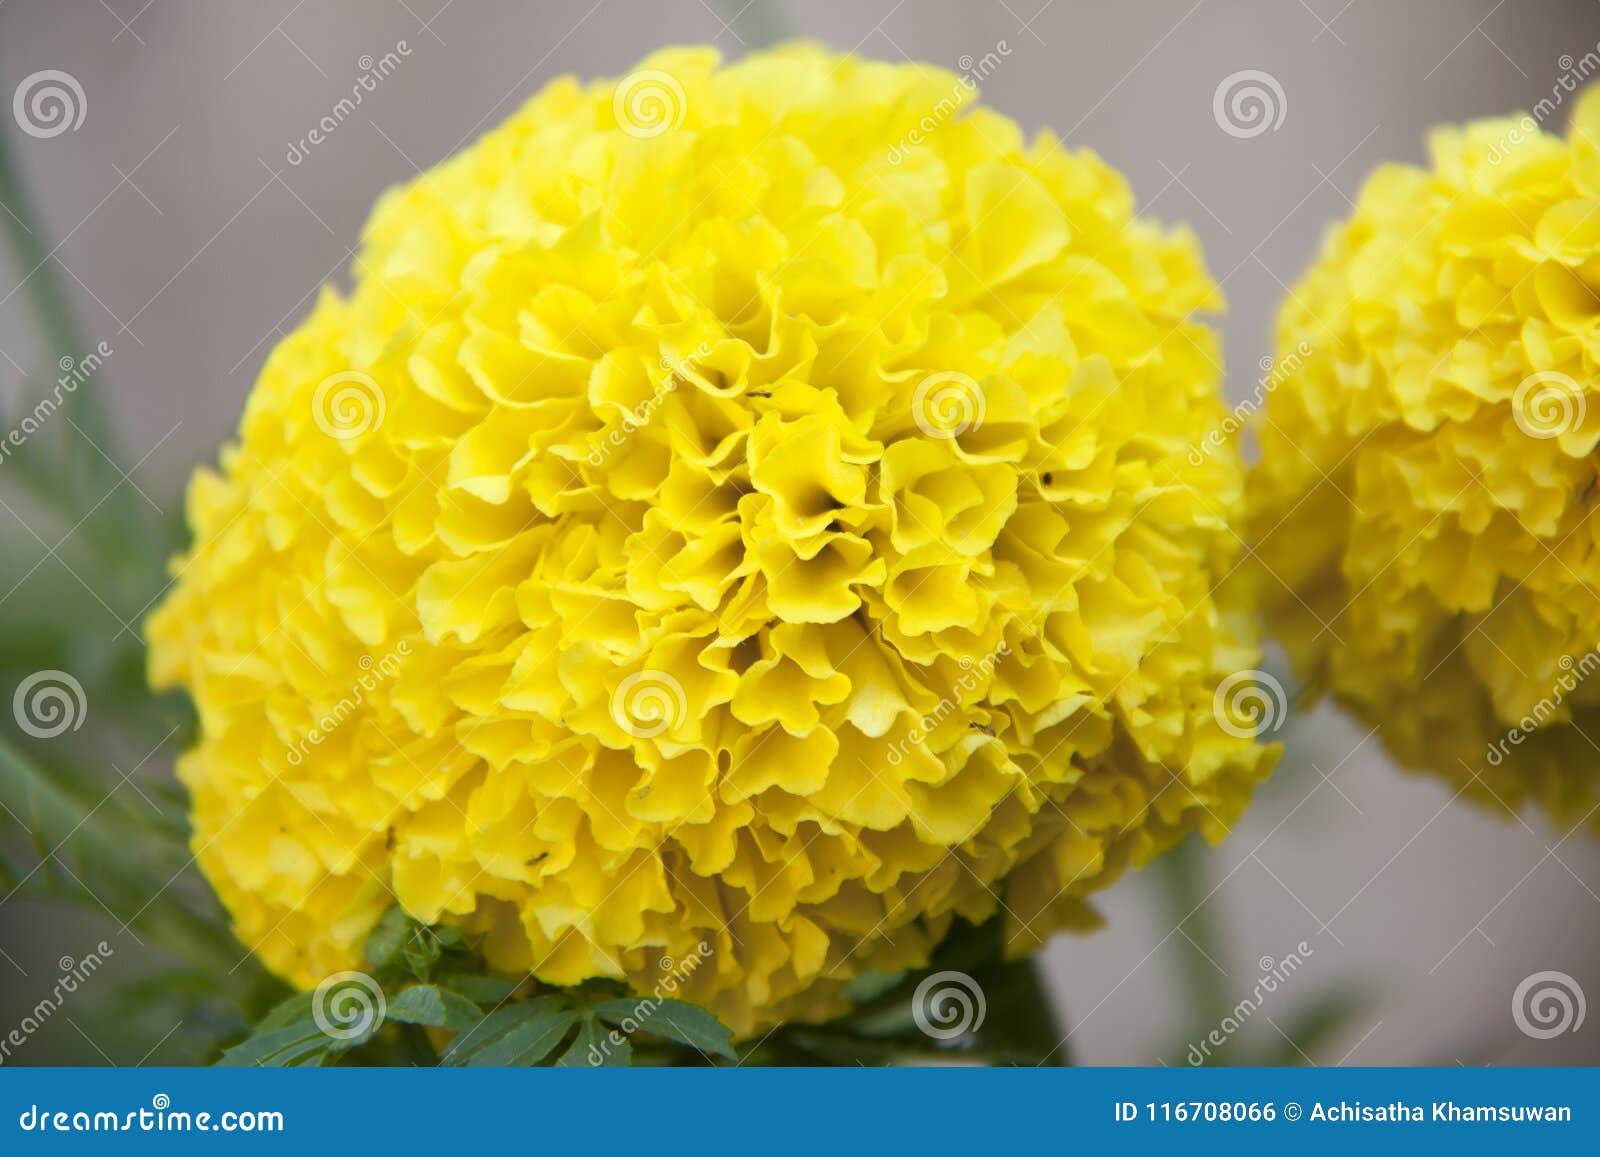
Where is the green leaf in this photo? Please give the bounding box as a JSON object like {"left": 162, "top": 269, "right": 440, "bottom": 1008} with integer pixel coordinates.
{"left": 844, "top": 968, "right": 906, "bottom": 1006}
{"left": 440, "top": 973, "right": 524, "bottom": 1004}
{"left": 217, "top": 1022, "right": 332, "bottom": 1068}
{"left": 254, "top": 992, "right": 317, "bottom": 1033}
{"left": 387, "top": 984, "right": 481, "bottom": 1032}
{"left": 364, "top": 908, "right": 413, "bottom": 973}
{"left": 557, "top": 1015, "right": 631, "bottom": 1066}
{"left": 592, "top": 997, "right": 736, "bottom": 1060}
{"left": 441, "top": 997, "right": 579, "bottom": 1067}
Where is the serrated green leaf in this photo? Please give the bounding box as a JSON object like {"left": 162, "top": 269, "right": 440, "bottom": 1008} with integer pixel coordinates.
{"left": 217, "top": 1023, "right": 331, "bottom": 1068}
{"left": 557, "top": 1015, "right": 630, "bottom": 1066}
{"left": 592, "top": 997, "right": 736, "bottom": 1060}
{"left": 387, "top": 984, "right": 481, "bottom": 1032}
{"left": 441, "top": 997, "right": 579, "bottom": 1067}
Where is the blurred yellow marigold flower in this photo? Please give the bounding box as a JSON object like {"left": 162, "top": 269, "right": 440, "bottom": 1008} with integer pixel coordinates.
{"left": 150, "top": 43, "right": 1274, "bottom": 1034}
{"left": 1249, "top": 86, "right": 1600, "bottom": 832}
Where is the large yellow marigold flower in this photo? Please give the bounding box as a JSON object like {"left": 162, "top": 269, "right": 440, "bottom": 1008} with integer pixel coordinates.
{"left": 150, "top": 43, "right": 1274, "bottom": 1034}
{"left": 1249, "top": 86, "right": 1600, "bottom": 831}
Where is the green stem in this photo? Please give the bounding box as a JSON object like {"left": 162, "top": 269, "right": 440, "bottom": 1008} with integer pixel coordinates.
{"left": 972, "top": 952, "right": 1069, "bottom": 1065}
{"left": 0, "top": 124, "right": 117, "bottom": 504}
{"left": 1155, "top": 834, "right": 1232, "bottom": 1048}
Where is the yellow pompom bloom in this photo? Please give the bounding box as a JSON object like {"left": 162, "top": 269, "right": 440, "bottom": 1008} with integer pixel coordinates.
{"left": 1249, "top": 86, "right": 1600, "bottom": 831}
{"left": 150, "top": 43, "right": 1274, "bottom": 1034}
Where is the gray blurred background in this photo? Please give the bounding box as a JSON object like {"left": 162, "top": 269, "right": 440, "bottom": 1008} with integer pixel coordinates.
{"left": 1, "top": 0, "right": 1598, "bottom": 1065}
